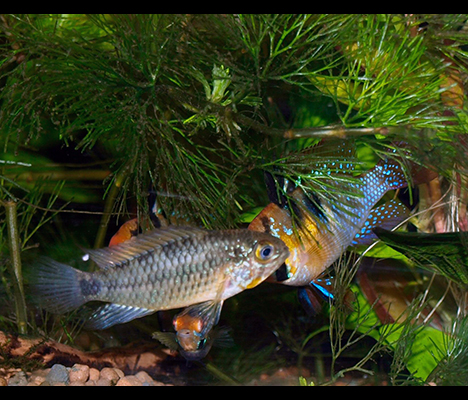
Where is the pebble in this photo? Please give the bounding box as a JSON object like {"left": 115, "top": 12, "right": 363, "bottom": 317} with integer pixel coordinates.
{"left": 69, "top": 364, "right": 89, "bottom": 383}
{"left": 89, "top": 367, "right": 100, "bottom": 381}
{"left": 1, "top": 363, "right": 169, "bottom": 386}
{"left": 95, "top": 377, "right": 112, "bottom": 386}
{"left": 7, "top": 371, "right": 28, "bottom": 386}
{"left": 46, "top": 364, "right": 70, "bottom": 385}
{"left": 115, "top": 375, "right": 143, "bottom": 386}
{"left": 100, "top": 367, "right": 120, "bottom": 385}
{"left": 135, "top": 371, "right": 154, "bottom": 385}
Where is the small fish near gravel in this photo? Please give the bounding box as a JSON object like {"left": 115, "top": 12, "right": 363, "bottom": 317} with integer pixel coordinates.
{"left": 31, "top": 226, "right": 289, "bottom": 331}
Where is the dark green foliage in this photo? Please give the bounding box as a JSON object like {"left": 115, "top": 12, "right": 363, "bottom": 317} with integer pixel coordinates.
{"left": 2, "top": 14, "right": 468, "bottom": 227}
{"left": 374, "top": 228, "right": 468, "bottom": 286}
{"left": 1, "top": 14, "right": 468, "bottom": 385}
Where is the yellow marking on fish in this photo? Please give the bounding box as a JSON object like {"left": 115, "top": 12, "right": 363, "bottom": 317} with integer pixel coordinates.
{"left": 245, "top": 276, "right": 264, "bottom": 289}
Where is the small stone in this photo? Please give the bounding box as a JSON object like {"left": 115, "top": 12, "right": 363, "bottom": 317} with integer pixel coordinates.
{"left": 46, "top": 364, "right": 69, "bottom": 385}
{"left": 29, "top": 369, "right": 48, "bottom": 386}
{"left": 95, "top": 377, "right": 112, "bottom": 386}
{"left": 8, "top": 371, "right": 28, "bottom": 386}
{"left": 115, "top": 375, "right": 143, "bottom": 386}
{"left": 89, "top": 368, "right": 100, "bottom": 381}
{"left": 100, "top": 367, "right": 120, "bottom": 384}
{"left": 113, "top": 368, "right": 125, "bottom": 379}
{"left": 69, "top": 364, "right": 90, "bottom": 383}
{"left": 69, "top": 381, "right": 86, "bottom": 386}
{"left": 0, "top": 377, "right": 7, "bottom": 386}
{"left": 135, "top": 371, "right": 154, "bottom": 385}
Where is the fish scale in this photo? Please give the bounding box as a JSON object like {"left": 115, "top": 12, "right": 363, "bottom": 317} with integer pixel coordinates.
{"left": 32, "top": 226, "right": 289, "bottom": 329}
{"left": 85, "top": 233, "right": 245, "bottom": 308}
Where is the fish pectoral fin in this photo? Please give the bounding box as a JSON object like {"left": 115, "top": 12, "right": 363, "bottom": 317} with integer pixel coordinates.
{"left": 85, "top": 303, "right": 155, "bottom": 330}
{"left": 211, "top": 327, "right": 234, "bottom": 348}
{"left": 175, "top": 300, "right": 224, "bottom": 337}
{"left": 351, "top": 199, "right": 410, "bottom": 247}
{"left": 152, "top": 331, "right": 179, "bottom": 350}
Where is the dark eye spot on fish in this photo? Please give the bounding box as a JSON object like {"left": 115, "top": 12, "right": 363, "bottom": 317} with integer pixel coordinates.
{"left": 275, "top": 263, "right": 290, "bottom": 282}
{"left": 80, "top": 278, "right": 101, "bottom": 297}
{"left": 260, "top": 216, "right": 271, "bottom": 233}
{"left": 288, "top": 198, "right": 304, "bottom": 227}
{"left": 303, "top": 192, "right": 328, "bottom": 224}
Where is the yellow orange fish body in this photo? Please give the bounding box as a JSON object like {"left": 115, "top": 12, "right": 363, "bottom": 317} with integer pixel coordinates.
{"left": 249, "top": 159, "right": 409, "bottom": 287}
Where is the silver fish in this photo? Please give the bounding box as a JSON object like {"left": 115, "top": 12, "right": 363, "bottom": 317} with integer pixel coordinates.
{"left": 32, "top": 226, "right": 289, "bottom": 329}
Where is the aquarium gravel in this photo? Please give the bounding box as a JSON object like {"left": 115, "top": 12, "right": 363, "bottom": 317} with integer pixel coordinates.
{"left": 2, "top": 363, "right": 172, "bottom": 386}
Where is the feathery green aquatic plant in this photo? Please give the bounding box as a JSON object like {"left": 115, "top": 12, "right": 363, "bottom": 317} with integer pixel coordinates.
{"left": 2, "top": 14, "right": 467, "bottom": 229}
{"left": 1, "top": 14, "right": 468, "bottom": 384}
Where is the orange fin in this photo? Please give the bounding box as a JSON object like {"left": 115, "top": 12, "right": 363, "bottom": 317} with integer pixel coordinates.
{"left": 109, "top": 218, "right": 139, "bottom": 247}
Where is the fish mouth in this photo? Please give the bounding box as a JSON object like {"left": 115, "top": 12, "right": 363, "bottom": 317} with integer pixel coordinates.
{"left": 179, "top": 345, "right": 212, "bottom": 361}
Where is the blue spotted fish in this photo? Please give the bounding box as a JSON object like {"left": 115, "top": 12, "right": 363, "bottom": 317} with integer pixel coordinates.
{"left": 249, "top": 153, "right": 411, "bottom": 290}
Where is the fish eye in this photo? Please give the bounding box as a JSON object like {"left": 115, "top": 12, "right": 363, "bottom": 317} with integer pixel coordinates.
{"left": 254, "top": 241, "right": 275, "bottom": 262}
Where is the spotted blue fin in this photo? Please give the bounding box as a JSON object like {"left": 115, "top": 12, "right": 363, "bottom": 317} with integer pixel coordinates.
{"left": 85, "top": 303, "right": 155, "bottom": 330}
{"left": 351, "top": 199, "right": 410, "bottom": 246}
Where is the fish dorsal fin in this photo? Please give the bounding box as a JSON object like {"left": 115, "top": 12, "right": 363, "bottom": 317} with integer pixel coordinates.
{"left": 87, "top": 225, "right": 206, "bottom": 269}
{"left": 351, "top": 199, "right": 410, "bottom": 246}
{"left": 85, "top": 303, "right": 155, "bottom": 330}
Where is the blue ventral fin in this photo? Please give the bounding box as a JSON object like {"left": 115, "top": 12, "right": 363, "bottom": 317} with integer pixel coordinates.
{"left": 351, "top": 199, "right": 410, "bottom": 246}
{"left": 298, "top": 286, "right": 324, "bottom": 316}
{"left": 298, "top": 275, "right": 335, "bottom": 316}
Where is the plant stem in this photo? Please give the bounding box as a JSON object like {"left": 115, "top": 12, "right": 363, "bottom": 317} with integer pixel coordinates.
{"left": 4, "top": 169, "right": 111, "bottom": 182}
{"left": 93, "top": 167, "right": 129, "bottom": 252}
{"left": 1, "top": 200, "right": 28, "bottom": 335}
{"left": 204, "top": 361, "right": 241, "bottom": 385}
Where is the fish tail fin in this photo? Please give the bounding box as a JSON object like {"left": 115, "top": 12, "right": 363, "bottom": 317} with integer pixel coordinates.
{"left": 31, "top": 257, "right": 87, "bottom": 314}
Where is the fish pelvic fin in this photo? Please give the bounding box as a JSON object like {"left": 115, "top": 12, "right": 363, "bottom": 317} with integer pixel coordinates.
{"left": 174, "top": 300, "right": 224, "bottom": 338}
{"left": 31, "top": 257, "right": 88, "bottom": 314}
{"left": 298, "top": 274, "right": 355, "bottom": 317}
